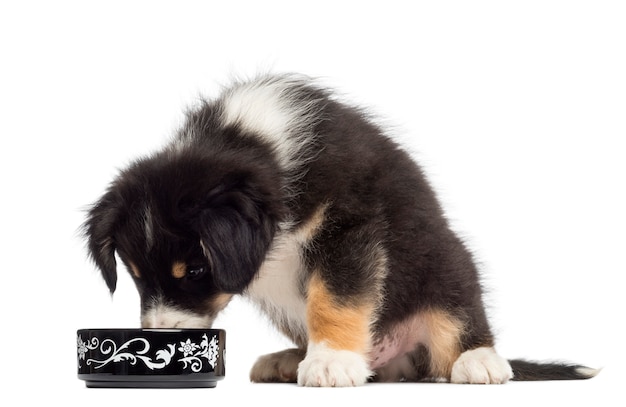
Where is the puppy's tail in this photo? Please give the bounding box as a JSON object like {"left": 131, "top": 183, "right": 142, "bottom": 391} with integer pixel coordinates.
{"left": 509, "top": 359, "right": 600, "bottom": 381}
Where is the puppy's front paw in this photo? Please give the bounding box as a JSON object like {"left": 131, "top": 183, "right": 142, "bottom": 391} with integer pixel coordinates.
{"left": 297, "top": 342, "right": 372, "bottom": 387}
{"left": 250, "top": 348, "right": 305, "bottom": 383}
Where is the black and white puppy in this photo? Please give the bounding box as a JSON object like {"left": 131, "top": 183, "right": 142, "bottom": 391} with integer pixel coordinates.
{"left": 84, "top": 74, "right": 597, "bottom": 386}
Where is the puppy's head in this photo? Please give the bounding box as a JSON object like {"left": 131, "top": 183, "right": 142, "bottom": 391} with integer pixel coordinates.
{"left": 83, "top": 150, "right": 282, "bottom": 328}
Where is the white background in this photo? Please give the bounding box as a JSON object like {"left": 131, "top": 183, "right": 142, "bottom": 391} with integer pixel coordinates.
{"left": 1, "top": 1, "right": 624, "bottom": 405}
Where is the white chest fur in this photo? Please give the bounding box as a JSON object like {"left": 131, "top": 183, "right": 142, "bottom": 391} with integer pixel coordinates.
{"left": 244, "top": 230, "right": 309, "bottom": 343}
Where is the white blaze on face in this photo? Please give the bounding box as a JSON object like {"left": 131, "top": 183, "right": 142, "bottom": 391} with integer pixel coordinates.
{"left": 143, "top": 205, "right": 155, "bottom": 252}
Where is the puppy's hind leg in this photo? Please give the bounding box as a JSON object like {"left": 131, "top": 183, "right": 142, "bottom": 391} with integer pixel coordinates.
{"left": 448, "top": 315, "right": 512, "bottom": 384}
{"left": 250, "top": 348, "right": 306, "bottom": 383}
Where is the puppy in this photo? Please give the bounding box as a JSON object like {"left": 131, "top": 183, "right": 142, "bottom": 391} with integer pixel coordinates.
{"left": 84, "top": 74, "right": 597, "bottom": 386}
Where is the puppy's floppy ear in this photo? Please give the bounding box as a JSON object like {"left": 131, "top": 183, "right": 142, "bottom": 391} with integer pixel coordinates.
{"left": 195, "top": 180, "right": 278, "bottom": 293}
{"left": 83, "top": 191, "right": 120, "bottom": 294}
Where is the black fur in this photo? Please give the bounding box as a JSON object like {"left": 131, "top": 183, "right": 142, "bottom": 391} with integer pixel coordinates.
{"left": 83, "top": 74, "right": 596, "bottom": 384}
{"left": 510, "top": 360, "right": 595, "bottom": 381}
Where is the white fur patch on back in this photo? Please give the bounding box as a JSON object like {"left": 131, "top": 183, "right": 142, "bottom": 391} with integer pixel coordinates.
{"left": 298, "top": 341, "right": 372, "bottom": 387}
{"left": 220, "top": 75, "right": 322, "bottom": 173}
{"left": 450, "top": 347, "right": 513, "bottom": 384}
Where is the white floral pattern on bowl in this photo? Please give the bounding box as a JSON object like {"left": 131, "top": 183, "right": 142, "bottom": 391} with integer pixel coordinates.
{"left": 77, "top": 333, "right": 220, "bottom": 373}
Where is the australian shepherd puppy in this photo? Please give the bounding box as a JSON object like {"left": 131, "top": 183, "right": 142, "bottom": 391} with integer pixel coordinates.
{"left": 84, "top": 74, "right": 597, "bottom": 386}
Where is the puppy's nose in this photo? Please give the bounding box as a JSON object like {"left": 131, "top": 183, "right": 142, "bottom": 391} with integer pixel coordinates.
{"left": 140, "top": 300, "right": 212, "bottom": 328}
{"left": 141, "top": 319, "right": 174, "bottom": 329}
{"left": 141, "top": 313, "right": 178, "bottom": 329}
{"left": 140, "top": 297, "right": 182, "bottom": 328}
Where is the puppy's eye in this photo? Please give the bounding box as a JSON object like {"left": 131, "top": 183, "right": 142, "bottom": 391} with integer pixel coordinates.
{"left": 187, "top": 266, "right": 206, "bottom": 279}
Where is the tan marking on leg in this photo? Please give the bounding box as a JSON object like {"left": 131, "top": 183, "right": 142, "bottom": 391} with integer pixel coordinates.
{"left": 129, "top": 262, "right": 141, "bottom": 278}
{"left": 306, "top": 273, "right": 374, "bottom": 354}
{"left": 422, "top": 309, "right": 465, "bottom": 378}
{"left": 171, "top": 261, "right": 186, "bottom": 279}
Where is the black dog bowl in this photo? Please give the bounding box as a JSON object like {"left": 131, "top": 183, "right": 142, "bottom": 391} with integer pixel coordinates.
{"left": 77, "top": 329, "right": 225, "bottom": 388}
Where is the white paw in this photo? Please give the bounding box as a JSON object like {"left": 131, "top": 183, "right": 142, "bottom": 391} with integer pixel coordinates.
{"left": 297, "top": 342, "right": 372, "bottom": 387}
{"left": 451, "top": 347, "right": 513, "bottom": 384}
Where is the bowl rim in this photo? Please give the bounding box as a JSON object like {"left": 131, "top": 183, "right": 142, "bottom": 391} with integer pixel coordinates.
{"left": 77, "top": 328, "right": 225, "bottom": 333}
